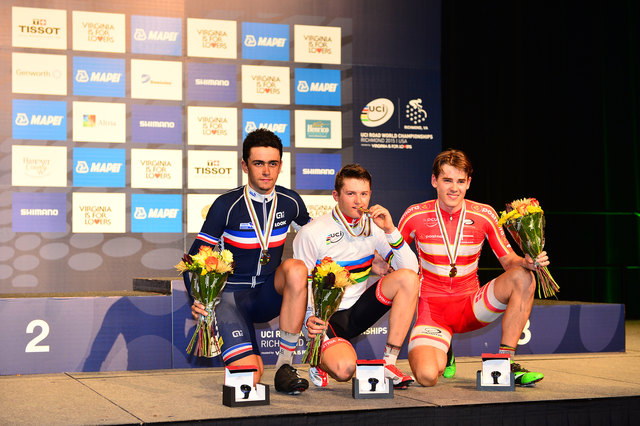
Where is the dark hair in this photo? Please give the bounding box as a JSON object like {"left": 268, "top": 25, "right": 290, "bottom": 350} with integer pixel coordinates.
{"left": 432, "top": 149, "right": 473, "bottom": 178}
{"left": 334, "top": 164, "right": 372, "bottom": 192}
{"left": 242, "top": 128, "right": 283, "bottom": 163}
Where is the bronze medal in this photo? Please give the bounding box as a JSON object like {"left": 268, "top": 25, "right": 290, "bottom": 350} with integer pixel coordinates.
{"left": 449, "top": 264, "right": 457, "bottom": 278}
{"left": 260, "top": 250, "right": 271, "bottom": 265}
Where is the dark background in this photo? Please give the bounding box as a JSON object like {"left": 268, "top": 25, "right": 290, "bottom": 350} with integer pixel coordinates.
{"left": 441, "top": 1, "right": 640, "bottom": 317}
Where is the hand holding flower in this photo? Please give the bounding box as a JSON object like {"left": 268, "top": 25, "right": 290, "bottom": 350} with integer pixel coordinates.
{"left": 306, "top": 315, "right": 327, "bottom": 339}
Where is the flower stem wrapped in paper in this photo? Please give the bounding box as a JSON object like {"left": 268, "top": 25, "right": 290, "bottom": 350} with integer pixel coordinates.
{"left": 175, "top": 246, "right": 234, "bottom": 357}
{"left": 302, "top": 257, "right": 355, "bottom": 367}
{"left": 497, "top": 198, "right": 559, "bottom": 298}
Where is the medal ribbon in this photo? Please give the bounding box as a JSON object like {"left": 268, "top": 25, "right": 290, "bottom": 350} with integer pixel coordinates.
{"left": 244, "top": 186, "right": 278, "bottom": 259}
{"left": 332, "top": 205, "right": 371, "bottom": 237}
{"left": 434, "top": 200, "right": 466, "bottom": 277}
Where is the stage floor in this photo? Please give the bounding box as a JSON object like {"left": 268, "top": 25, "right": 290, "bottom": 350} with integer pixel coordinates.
{"left": 2, "top": 320, "right": 640, "bottom": 425}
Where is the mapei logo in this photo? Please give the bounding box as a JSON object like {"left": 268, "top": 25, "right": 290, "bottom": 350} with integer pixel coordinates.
{"left": 75, "top": 161, "right": 122, "bottom": 174}
{"left": 75, "top": 69, "right": 122, "bottom": 83}
{"left": 133, "top": 28, "right": 178, "bottom": 42}
{"left": 131, "top": 193, "right": 182, "bottom": 233}
{"left": 133, "top": 207, "right": 179, "bottom": 219}
{"left": 14, "top": 112, "right": 63, "bottom": 126}
{"left": 12, "top": 99, "right": 67, "bottom": 141}
{"left": 296, "top": 80, "right": 338, "bottom": 93}
{"left": 242, "top": 109, "right": 290, "bottom": 146}
{"left": 244, "top": 34, "right": 286, "bottom": 47}
{"left": 295, "top": 68, "right": 340, "bottom": 106}
{"left": 132, "top": 16, "right": 182, "bottom": 56}
{"left": 360, "top": 98, "right": 395, "bottom": 128}
{"left": 73, "top": 148, "right": 125, "bottom": 188}
{"left": 73, "top": 57, "right": 125, "bottom": 97}
{"left": 244, "top": 121, "right": 287, "bottom": 134}
{"left": 242, "top": 22, "right": 289, "bottom": 61}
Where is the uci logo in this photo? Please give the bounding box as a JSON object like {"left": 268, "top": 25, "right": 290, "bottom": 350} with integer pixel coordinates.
{"left": 325, "top": 231, "right": 343, "bottom": 245}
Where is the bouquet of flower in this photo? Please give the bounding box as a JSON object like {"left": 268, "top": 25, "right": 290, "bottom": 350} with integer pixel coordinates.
{"left": 302, "top": 257, "right": 355, "bottom": 366}
{"left": 175, "top": 246, "right": 234, "bottom": 357}
{"left": 497, "top": 198, "right": 559, "bottom": 298}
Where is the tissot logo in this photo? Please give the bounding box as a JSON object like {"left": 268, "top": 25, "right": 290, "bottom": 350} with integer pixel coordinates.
{"left": 17, "top": 20, "right": 61, "bottom": 35}
{"left": 12, "top": 7, "right": 67, "bottom": 50}
{"left": 187, "top": 150, "right": 237, "bottom": 190}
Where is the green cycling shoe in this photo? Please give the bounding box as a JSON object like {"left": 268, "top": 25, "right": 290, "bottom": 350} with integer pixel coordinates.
{"left": 443, "top": 345, "right": 456, "bottom": 379}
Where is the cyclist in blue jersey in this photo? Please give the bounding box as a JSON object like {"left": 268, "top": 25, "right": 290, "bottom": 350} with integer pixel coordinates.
{"left": 187, "top": 129, "right": 310, "bottom": 394}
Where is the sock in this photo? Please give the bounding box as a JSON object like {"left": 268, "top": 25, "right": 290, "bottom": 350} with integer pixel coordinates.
{"left": 499, "top": 343, "right": 516, "bottom": 360}
{"left": 275, "top": 330, "right": 299, "bottom": 369}
{"left": 383, "top": 343, "right": 401, "bottom": 366}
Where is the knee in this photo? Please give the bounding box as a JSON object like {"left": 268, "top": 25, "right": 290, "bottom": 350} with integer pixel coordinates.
{"left": 395, "top": 268, "right": 420, "bottom": 294}
{"left": 330, "top": 360, "right": 356, "bottom": 382}
{"left": 281, "top": 259, "right": 308, "bottom": 290}
{"left": 507, "top": 267, "right": 535, "bottom": 297}
{"left": 412, "top": 363, "right": 441, "bottom": 387}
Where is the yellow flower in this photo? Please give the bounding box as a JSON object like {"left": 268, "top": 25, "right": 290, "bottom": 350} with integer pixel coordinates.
{"left": 220, "top": 249, "right": 234, "bottom": 265}
{"left": 175, "top": 261, "right": 188, "bottom": 273}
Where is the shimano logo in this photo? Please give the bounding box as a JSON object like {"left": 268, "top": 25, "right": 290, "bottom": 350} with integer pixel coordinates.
{"left": 20, "top": 209, "right": 59, "bottom": 216}
{"left": 195, "top": 79, "right": 230, "bottom": 86}
{"left": 139, "top": 120, "right": 175, "bottom": 128}
{"left": 302, "top": 168, "right": 335, "bottom": 175}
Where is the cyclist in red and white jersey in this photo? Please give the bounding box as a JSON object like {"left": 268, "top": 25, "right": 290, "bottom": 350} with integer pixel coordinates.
{"left": 398, "top": 149, "right": 549, "bottom": 387}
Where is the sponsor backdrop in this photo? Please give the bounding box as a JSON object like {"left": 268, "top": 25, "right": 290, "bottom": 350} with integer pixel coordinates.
{"left": 1, "top": 1, "right": 442, "bottom": 372}
{"left": 2, "top": 0, "right": 442, "bottom": 294}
